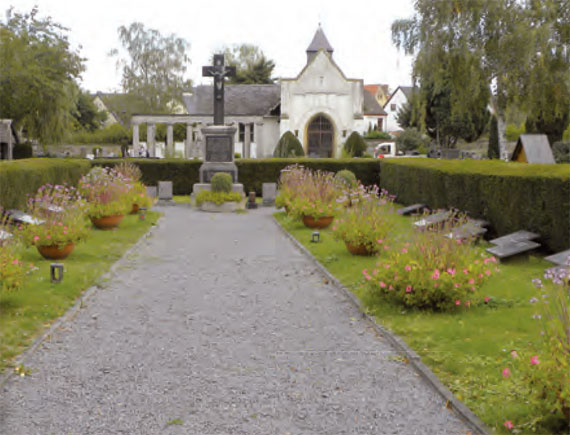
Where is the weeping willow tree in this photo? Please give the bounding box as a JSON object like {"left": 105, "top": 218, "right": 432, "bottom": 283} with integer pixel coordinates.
{"left": 391, "top": 0, "right": 568, "bottom": 158}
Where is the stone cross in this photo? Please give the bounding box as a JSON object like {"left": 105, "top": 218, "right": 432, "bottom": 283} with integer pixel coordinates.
{"left": 202, "top": 54, "right": 236, "bottom": 125}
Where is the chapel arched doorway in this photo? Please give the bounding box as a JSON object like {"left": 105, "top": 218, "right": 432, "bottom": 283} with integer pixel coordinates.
{"left": 306, "top": 114, "right": 334, "bottom": 157}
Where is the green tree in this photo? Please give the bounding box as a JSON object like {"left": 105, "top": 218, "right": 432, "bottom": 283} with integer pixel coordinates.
{"left": 110, "top": 22, "right": 192, "bottom": 112}
{"left": 273, "top": 131, "right": 304, "bottom": 157}
{"left": 395, "top": 127, "right": 428, "bottom": 152}
{"left": 0, "top": 7, "right": 84, "bottom": 144}
{"left": 488, "top": 115, "right": 500, "bottom": 159}
{"left": 344, "top": 132, "right": 367, "bottom": 157}
{"left": 216, "top": 44, "right": 275, "bottom": 84}
{"left": 392, "top": 0, "right": 536, "bottom": 158}
{"left": 72, "top": 90, "right": 107, "bottom": 132}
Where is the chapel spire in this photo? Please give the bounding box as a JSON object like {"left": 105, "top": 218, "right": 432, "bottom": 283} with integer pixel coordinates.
{"left": 306, "top": 24, "right": 334, "bottom": 64}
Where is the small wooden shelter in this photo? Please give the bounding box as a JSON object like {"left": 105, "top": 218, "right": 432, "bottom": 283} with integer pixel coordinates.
{"left": 0, "top": 120, "right": 13, "bottom": 160}
{"left": 511, "top": 134, "right": 555, "bottom": 164}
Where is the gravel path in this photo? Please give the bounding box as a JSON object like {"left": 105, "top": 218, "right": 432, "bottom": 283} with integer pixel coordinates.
{"left": 0, "top": 206, "right": 469, "bottom": 434}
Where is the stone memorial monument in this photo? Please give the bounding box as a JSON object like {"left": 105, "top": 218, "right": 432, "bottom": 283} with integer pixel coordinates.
{"left": 193, "top": 55, "right": 244, "bottom": 195}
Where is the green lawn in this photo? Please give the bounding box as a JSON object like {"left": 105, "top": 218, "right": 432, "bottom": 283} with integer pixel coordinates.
{"left": 275, "top": 211, "right": 567, "bottom": 434}
{"left": 0, "top": 211, "right": 160, "bottom": 373}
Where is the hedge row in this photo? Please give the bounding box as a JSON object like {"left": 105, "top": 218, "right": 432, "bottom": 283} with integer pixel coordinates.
{"left": 379, "top": 158, "right": 570, "bottom": 252}
{"left": 92, "top": 158, "right": 382, "bottom": 195}
{"left": 0, "top": 159, "right": 91, "bottom": 210}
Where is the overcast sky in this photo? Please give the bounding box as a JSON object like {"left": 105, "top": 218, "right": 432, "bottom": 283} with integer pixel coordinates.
{"left": 7, "top": 0, "right": 416, "bottom": 93}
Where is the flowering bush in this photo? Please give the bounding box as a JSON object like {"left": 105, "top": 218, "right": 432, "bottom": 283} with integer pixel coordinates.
{"left": 18, "top": 184, "right": 90, "bottom": 249}
{"left": 287, "top": 169, "right": 342, "bottom": 219}
{"left": 115, "top": 161, "right": 142, "bottom": 181}
{"left": 332, "top": 188, "right": 398, "bottom": 255}
{"left": 78, "top": 167, "right": 132, "bottom": 218}
{"left": 129, "top": 182, "right": 155, "bottom": 209}
{"left": 501, "top": 263, "right": 570, "bottom": 430}
{"left": 275, "top": 165, "right": 312, "bottom": 211}
{"left": 0, "top": 246, "right": 26, "bottom": 292}
{"left": 365, "top": 222, "right": 498, "bottom": 310}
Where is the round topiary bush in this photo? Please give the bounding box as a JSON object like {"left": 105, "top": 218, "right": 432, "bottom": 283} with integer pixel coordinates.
{"left": 334, "top": 169, "right": 357, "bottom": 188}
{"left": 343, "top": 132, "right": 367, "bottom": 157}
{"left": 273, "top": 131, "right": 304, "bottom": 158}
{"left": 210, "top": 172, "right": 233, "bottom": 193}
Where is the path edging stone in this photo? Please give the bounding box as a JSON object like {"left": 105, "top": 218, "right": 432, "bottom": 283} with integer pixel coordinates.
{"left": 0, "top": 216, "right": 164, "bottom": 389}
{"left": 272, "top": 215, "right": 489, "bottom": 435}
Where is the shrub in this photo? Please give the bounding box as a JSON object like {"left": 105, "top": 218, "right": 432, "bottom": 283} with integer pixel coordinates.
{"left": 344, "top": 132, "right": 367, "bottom": 157}
{"left": 365, "top": 218, "right": 498, "bottom": 310}
{"left": 286, "top": 168, "right": 342, "bottom": 219}
{"left": 379, "top": 158, "right": 570, "bottom": 253}
{"left": 332, "top": 190, "right": 398, "bottom": 255}
{"left": 0, "top": 159, "right": 91, "bottom": 210}
{"left": 273, "top": 131, "right": 304, "bottom": 158}
{"left": 210, "top": 172, "right": 233, "bottom": 193}
{"left": 488, "top": 116, "right": 500, "bottom": 159}
{"left": 195, "top": 190, "right": 242, "bottom": 206}
{"left": 12, "top": 142, "right": 33, "bottom": 159}
{"left": 77, "top": 167, "right": 132, "bottom": 218}
{"left": 505, "top": 122, "right": 525, "bottom": 141}
{"left": 234, "top": 152, "right": 242, "bottom": 159}
{"left": 365, "top": 131, "right": 392, "bottom": 140}
{"left": 69, "top": 123, "right": 131, "bottom": 145}
{"left": 115, "top": 161, "right": 142, "bottom": 182}
{"left": 552, "top": 141, "right": 570, "bottom": 163}
{"left": 334, "top": 169, "right": 357, "bottom": 188}
{"left": 395, "top": 127, "right": 427, "bottom": 152}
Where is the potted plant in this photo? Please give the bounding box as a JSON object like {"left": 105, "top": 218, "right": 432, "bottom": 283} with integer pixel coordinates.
{"left": 276, "top": 165, "right": 310, "bottom": 214}
{"left": 18, "top": 184, "right": 90, "bottom": 260}
{"left": 115, "top": 161, "right": 155, "bottom": 214}
{"left": 78, "top": 167, "right": 132, "bottom": 230}
{"left": 196, "top": 173, "right": 244, "bottom": 212}
{"left": 333, "top": 188, "right": 397, "bottom": 255}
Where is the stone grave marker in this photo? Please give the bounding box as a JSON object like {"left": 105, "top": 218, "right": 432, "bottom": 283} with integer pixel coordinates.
{"left": 544, "top": 249, "right": 570, "bottom": 266}
{"left": 486, "top": 239, "right": 540, "bottom": 259}
{"left": 262, "top": 183, "right": 277, "bottom": 206}
{"left": 446, "top": 222, "right": 487, "bottom": 241}
{"left": 158, "top": 181, "right": 173, "bottom": 201}
{"left": 490, "top": 230, "right": 540, "bottom": 246}
{"left": 146, "top": 186, "right": 158, "bottom": 198}
{"left": 5, "top": 209, "right": 44, "bottom": 226}
{"left": 413, "top": 210, "right": 451, "bottom": 230}
{"left": 397, "top": 203, "right": 427, "bottom": 216}
{"left": 0, "top": 228, "right": 13, "bottom": 244}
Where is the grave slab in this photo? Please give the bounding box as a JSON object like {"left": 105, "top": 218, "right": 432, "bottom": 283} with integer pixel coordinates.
{"left": 397, "top": 203, "right": 426, "bottom": 216}
{"left": 158, "top": 181, "right": 173, "bottom": 200}
{"left": 413, "top": 210, "right": 451, "bottom": 230}
{"left": 446, "top": 223, "right": 487, "bottom": 241}
{"left": 5, "top": 209, "right": 44, "bottom": 226}
{"left": 0, "top": 228, "right": 13, "bottom": 243}
{"left": 486, "top": 239, "right": 541, "bottom": 259}
{"left": 262, "top": 183, "right": 277, "bottom": 206}
{"left": 490, "top": 230, "right": 540, "bottom": 246}
{"left": 544, "top": 249, "right": 570, "bottom": 266}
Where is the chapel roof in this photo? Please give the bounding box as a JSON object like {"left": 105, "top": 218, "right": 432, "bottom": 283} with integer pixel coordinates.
{"left": 306, "top": 26, "right": 334, "bottom": 54}
{"left": 183, "top": 84, "right": 281, "bottom": 117}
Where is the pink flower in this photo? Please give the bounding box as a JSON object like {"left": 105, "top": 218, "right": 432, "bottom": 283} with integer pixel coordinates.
{"left": 46, "top": 235, "right": 51, "bottom": 239}
{"left": 11, "top": 258, "right": 19, "bottom": 265}
{"left": 64, "top": 226, "right": 68, "bottom": 230}
{"left": 58, "top": 222, "right": 63, "bottom": 226}
{"left": 484, "top": 269, "right": 491, "bottom": 276}
{"left": 504, "top": 420, "right": 514, "bottom": 430}
{"left": 377, "top": 239, "right": 383, "bottom": 244}
{"left": 365, "top": 275, "right": 371, "bottom": 281}
{"left": 463, "top": 269, "right": 469, "bottom": 275}
{"left": 433, "top": 283, "right": 438, "bottom": 288}
{"left": 447, "top": 268, "right": 456, "bottom": 276}
{"left": 384, "top": 264, "right": 390, "bottom": 269}
{"left": 455, "top": 300, "right": 461, "bottom": 306}
{"left": 502, "top": 367, "right": 511, "bottom": 378}
{"left": 362, "top": 269, "right": 368, "bottom": 276}
{"left": 432, "top": 269, "right": 440, "bottom": 280}
{"left": 478, "top": 273, "right": 483, "bottom": 279}
{"left": 454, "top": 283, "right": 460, "bottom": 288}
{"left": 383, "top": 245, "right": 390, "bottom": 250}
{"left": 372, "top": 269, "right": 379, "bottom": 275}
{"left": 401, "top": 248, "right": 408, "bottom": 253}
{"left": 474, "top": 260, "right": 479, "bottom": 264}
{"left": 404, "top": 265, "right": 411, "bottom": 272}
{"left": 510, "top": 350, "right": 518, "bottom": 358}
{"left": 332, "top": 226, "right": 337, "bottom": 231}
{"left": 379, "top": 281, "right": 386, "bottom": 288}
{"left": 530, "top": 355, "right": 540, "bottom": 365}
{"left": 484, "top": 296, "right": 490, "bottom": 303}
{"left": 405, "top": 285, "right": 412, "bottom": 293}
{"left": 468, "top": 279, "right": 475, "bottom": 285}
{"left": 33, "top": 235, "right": 40, "bottom": 241}
{"left": 388, "top": 285, "right": 393, "bottom": 290}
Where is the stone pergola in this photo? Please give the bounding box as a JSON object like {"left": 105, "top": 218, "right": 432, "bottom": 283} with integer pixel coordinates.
{"left": 131, "top": 114, "right": 260, "bottom": 159}
{"left": 0, "top": 119, "right": 13, "bottom": 160}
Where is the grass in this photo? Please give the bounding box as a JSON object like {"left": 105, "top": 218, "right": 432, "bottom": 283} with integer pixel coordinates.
{"left": 275, "top": 210, "right": 568, "bottom": 434}
{"left": 0, "top": 211, "right": 160, "bottom": 373}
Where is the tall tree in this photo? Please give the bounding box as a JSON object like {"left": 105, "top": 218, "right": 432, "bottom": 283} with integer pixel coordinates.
{"left": 110, "top": 22, "right": 192, "bottom": 112}
{"left": 488, "top": 115, "right": 500, "bottom": 159}
{"left": 215, "top": 44, "right": 275, "bottom": 84}
{"left": 392, "top": 0, "right": 535, "bottom": 158}
{"left": 0, "top": 7, "right": 84, "bottom": 144}
{"left": 72, "top": 89, "right": 107, "bottom": 132}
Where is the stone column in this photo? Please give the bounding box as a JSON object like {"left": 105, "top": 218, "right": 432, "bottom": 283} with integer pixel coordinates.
{"left": 244, "top": 123, "right": 251, "bottom": 158}
{"left": 254, "top": 122, "right": 263, "bottom": 158}
{"left": 185, "top": 124, "right": 193, "bottom": 159}
{"left": 132, "top": 123, "right": 140, "bottom": 156}
{"left": 147, "top": 123, "right": 156, "bottom": 158}
{"left": 166, "top": 123, "right": 174, "bottom": 158}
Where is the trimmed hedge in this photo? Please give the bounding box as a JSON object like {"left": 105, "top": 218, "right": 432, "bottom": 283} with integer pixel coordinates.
{"left": 92, "top": 158, "right": 381, "bottom": 196}
{"left": 379, "top": 158, "right": 570, "bottom": 252}
{"left": 0, "top": 159, "right": 91, "bottom": 210}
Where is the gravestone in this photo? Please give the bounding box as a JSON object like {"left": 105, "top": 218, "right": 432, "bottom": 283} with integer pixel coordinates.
{"left": 486, "top": 239, "right": 540, "bottom": 259}
{"left": 490, "top": 230, "right": 540, "bottom": 246}
{"left": 5, "top": 209, "right": 44, "bottom": 226}
{"left": 146, "top": 186, "right": 158, "bottom": 198}
{"left": 446, "top": 222, "right": 487, "bottom": 241}
{"left": 413, "top": 210, "right": 452, "bottom": 230}
{"left": 441, "top": 149, "right": 461, "bottom": 159}
{"left": 397, "top": 203, "right": 427, "bottom": 216}
{"left": 262, "top": 183, "right": 277, "bottom": 206}
{"left": 158, "top": 181, "right": 173, "bottom": 200}
{"left": 544, "top": 249, "right": 570, "bottom": 266}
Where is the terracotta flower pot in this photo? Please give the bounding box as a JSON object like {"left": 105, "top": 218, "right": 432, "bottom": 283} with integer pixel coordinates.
{"left": 91, "top": 214, "right": 124, "bottom": 230}
{"left": 345, "top": 242, "right": 375, "bottom": 256}
{"left": 302, "top": 215, "right": 334, "bottom": 229}
{"left": 130, "top": 204, "right": 139, "bottom": 214}
{"left": 37, "top": 243, "right": 75, "bottom": 260}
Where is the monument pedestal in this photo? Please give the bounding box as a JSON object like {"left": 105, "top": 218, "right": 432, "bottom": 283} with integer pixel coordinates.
{"left": 198, "top": 125, "right": 238, "bottom": 183}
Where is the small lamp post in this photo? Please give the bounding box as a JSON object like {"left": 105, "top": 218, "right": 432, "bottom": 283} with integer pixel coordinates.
{"left": 50, "top": 263, "right": 64, "bottom": 283}
{"left": 139, "top": 207, "right": 147, "bottom": 221}
{"left": 311, "top": 231, "right": 320, "bottom": 243}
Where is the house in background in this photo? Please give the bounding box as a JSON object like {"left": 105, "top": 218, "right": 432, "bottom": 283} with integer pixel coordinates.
{"left": 364, "top": 84, "right": 390, "bottom": 107}
{"left": 383, "top": 85, "right": 414, "bottom": 134}
{"left": 511, "top": 134, "right": 555, "bottom": 164}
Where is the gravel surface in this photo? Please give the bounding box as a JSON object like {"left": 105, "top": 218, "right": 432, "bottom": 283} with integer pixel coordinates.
{"left": 0, "top": 206, "right": 469, "bottom": 434}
